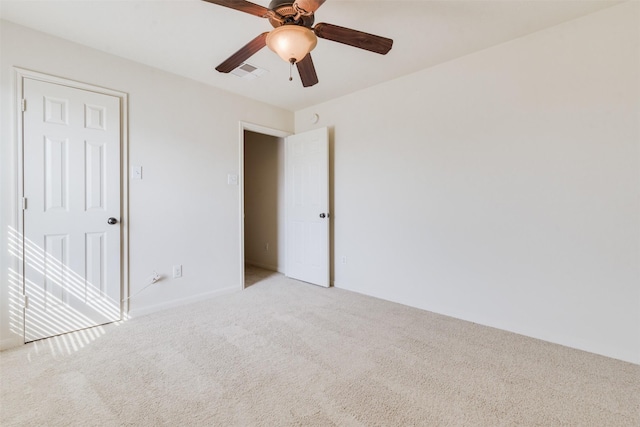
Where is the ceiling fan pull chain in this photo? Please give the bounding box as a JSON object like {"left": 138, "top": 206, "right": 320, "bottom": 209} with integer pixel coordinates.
{"left": 289, "top": 58, "right": 295, "bottom": 81}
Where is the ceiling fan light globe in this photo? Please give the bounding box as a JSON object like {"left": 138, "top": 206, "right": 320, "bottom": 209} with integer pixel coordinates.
{"left": 266, "top": 25, "right": 317, "bottom": 63}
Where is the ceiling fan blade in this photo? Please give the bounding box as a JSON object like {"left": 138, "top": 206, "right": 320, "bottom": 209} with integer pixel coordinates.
{"left": 293, "top": 0, "right": 326, "bottom": 14}
{"left": 314, "top": 23, "right": 393, "bottom": 55}
{"left": 296, "top": 54, "right": 319, "bottom": 87}
{"left": 202, "top": 0, "right": 270, "bottom": 18}
{"left": 215, "top": 32, "right": 269, "bottom": 73}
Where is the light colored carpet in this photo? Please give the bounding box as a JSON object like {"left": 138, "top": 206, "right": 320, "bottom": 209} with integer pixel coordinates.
{"left": 1, "top": 268, "right": 639, "bottom": 426}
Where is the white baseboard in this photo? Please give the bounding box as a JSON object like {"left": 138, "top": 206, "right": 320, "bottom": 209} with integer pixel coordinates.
{"left": 332, "top": 281, "right": 351, "bottom": 290}
{"left": 127, "top": 286, "right": 240, "bottom": 319}
{"left": 333, "top": 280, "right": 419, "bottom": 308}
{"left": 0, "top": 336, "right": 23, "bottom": 351}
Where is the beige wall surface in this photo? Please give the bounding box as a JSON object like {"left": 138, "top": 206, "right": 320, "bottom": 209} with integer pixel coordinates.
{"left": 0, "top": 21, "right": 293, "bottom": 347}
{"left": 295, "top": 2, "right": 640, "bottom": 363}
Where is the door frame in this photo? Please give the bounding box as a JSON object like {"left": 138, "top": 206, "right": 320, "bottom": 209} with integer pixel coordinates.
{"left": 15, "top": 68, "right": 130, "bottom": 341}
{"left": 238, "top": 122, "right": 291, "bottom": 289}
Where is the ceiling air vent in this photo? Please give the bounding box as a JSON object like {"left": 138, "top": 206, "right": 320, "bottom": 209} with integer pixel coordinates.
{"left": 231, "top": 63, "right": 268, "bottom": 80}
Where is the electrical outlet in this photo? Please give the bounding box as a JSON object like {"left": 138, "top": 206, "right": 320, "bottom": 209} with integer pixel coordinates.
{"left": 173, "top": 265, "right": 182, "bottom": 278}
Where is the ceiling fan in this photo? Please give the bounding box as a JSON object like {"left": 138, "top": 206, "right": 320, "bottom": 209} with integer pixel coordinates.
{"left": 203, "top": 0, "right": 393, "bottom": 87}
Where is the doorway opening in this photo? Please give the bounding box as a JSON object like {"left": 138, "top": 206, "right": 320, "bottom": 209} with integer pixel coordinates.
{"left": 239, "top": 123, "right": 331, "bottom": 289}
{"left": 239, "top": 123, "right": 290, "bottom": 289}
{"left": 243, "top": 130, "right": 285, "bottom": 286}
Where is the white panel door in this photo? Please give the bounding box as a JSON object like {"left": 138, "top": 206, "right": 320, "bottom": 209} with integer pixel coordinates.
{"left": 285, "top": 127, "right": 330, "bottom": 287}
{"left": 23, "top": 78, "right": 121, "bottom": 342}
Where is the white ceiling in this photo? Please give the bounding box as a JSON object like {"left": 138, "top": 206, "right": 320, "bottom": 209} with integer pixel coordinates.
{"left": 0, "top": 0, "right": 623, "bottom": 111}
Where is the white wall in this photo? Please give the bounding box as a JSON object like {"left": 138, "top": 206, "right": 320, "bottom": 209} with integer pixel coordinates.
{"left": 295, "top": 2, "right": 640, "bottom": 364}
{"left": 0, "top": 21, "right": 293, "bottom": 347}
{"left": 244, "top": 131, "right": 285, "bottom": 271}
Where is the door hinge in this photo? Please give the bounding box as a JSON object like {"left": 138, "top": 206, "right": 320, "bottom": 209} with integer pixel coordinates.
{"left": 22, "top": 197, "right": 27, "bottom": 210}
{"left": 21, "top": 99, "right": 26, "bottom": 112}
{"left": 23, "top": 295, "right": 29, "bottom": 309}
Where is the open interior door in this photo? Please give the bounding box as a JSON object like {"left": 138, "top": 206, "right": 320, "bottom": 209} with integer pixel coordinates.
{"left": 285, "top": 127, "right": 330, "bottom": 287}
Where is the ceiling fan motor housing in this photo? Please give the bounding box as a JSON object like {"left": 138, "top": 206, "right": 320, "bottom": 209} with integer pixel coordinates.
{"left": 268, "top": 0, "right": 315, "bottom": 28}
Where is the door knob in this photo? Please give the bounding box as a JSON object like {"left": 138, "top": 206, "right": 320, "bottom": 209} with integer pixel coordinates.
{"left": 107, "top": 217, "right": 118, "bottom": 225}
{"left": 319, "top": 213, "right": 326, "bottom": 218}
